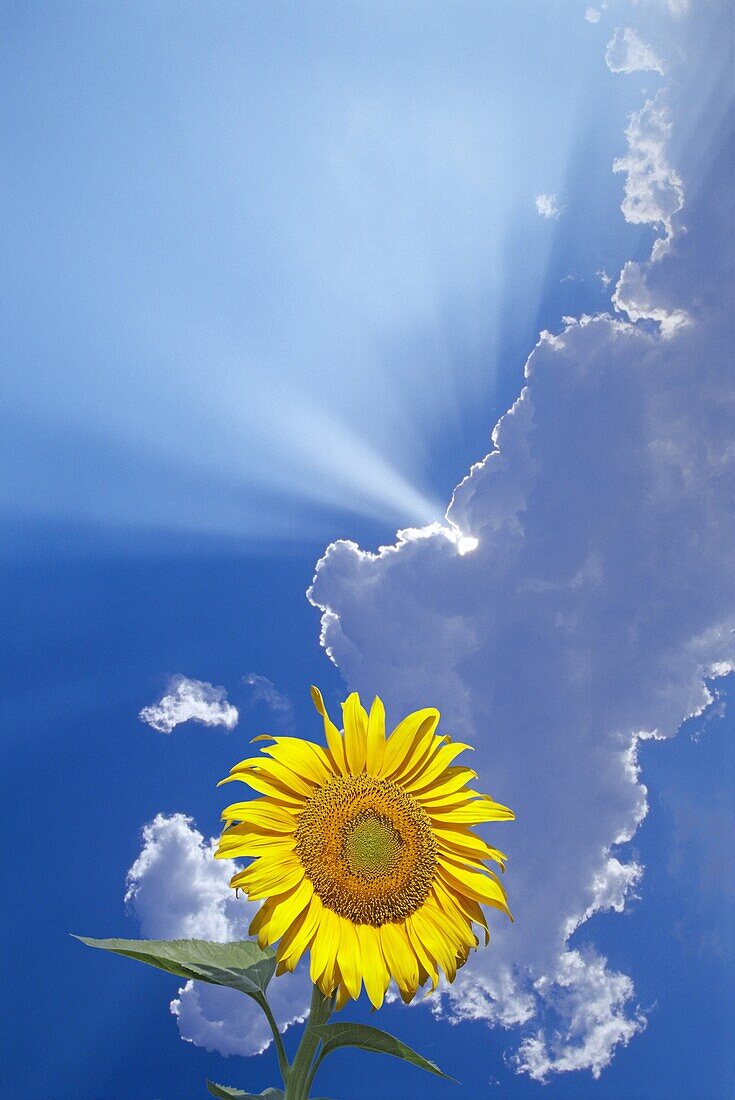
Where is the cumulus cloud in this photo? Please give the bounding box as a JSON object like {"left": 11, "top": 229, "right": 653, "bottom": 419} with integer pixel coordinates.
{"left": 535, "top": 193, "right": 563, "bottom": 219}
{"left": 307, "top": 51, "right": 734, "bottom": 1082}
{"left": 125, "top": 812, "right": 247, "bottom": 940}
{"left": 585, "top": 8, "right": 601, "bottom": 24}
{"left": 139, "top": 675, "right": 239, "bottom": 734}
{"left": 514, "top": 950, "right": 647, "bottom": 1081}
{"left": 606, "top": 28, "right": 665, "bottom": 74}
{"left": 125, "top": 813, "right": 312, "bottom": 1056}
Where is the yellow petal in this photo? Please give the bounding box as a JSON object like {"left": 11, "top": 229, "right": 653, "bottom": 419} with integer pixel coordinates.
{"left": 356, "top": 924, "right": 390, "bottom": 1009}
{"left": 436, "top": 885, "right": 490, "bottom": 946}
{"left": 215, "top": 833, "right": 296, "bottom": 860}
{"left": 310, "top": 907, "right": 341, "bottom": 992}
{"left": 262, "top": 877, "right": 314, "bottom": 944}
{"left": 336, "top": 916, "right": 363, "bottom": 1000}
{"left": 277, "top": 895, "right": 322, "bottom": 972}
{"left": 232, "top": 858, "right": 304, "bottom": 900}
{"left": 249, "top": 897, "right": 277, "bottom": 947}
{"left": 380, "top": 922, "right": 419, "bottom": 1001}
{"left": 404, "top": 742, "right": 474, "bottom": 795}
{"left": 224, "top": 756, "right": 316, "bottom": 799}
{"left": 414, "top": 787, "right": 484, "bottom": 809}
{"left": 365, "top": 696, "right": 386, "bottom": 775}
{"left": 430, "top": 883, "right": 478, "bottom": 951}
{"left": 437, "top": 859, "right": 511, "bottom": 916}
{"left": 379, "top": 707, "right": 439, "bottom": 779}
{"left": 218, "top": 770, "right": 306, "bottom": 806}
{"left": 429, "top": 798, "right": 515, "bottom": 825}
{"left": 220, "top": 802, "right": 298, "bottom": 830}
{"left": 261, "top": 738, "right": 333, "bottom": 786}
{"left": 311, "top": 685, "right": 348, "bottom": 774}
{"left": 334, "top": 979, "right": 351, "bottom": 1011}
{"left": 412, "top": 904, "right": 461, "bottom": 983}
{"left": 433, "top": 826, "right": 500, "bottom": 863}
{"left": 342, "top": 692, "right": 368, "bottom": 772}
{"left": 390, "top": 728, "right": 443, "bottom": 788}
{"left": 404, "top": 913, "right": 439, "bottom": 990}
{"left": 418, "top": 766, "right": 478, "bottom": 801}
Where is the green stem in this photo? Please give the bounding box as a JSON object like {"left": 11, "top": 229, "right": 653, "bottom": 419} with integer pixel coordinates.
{"left": 284, "top": 984, "right": 334, "bottom": 1100}
{"left": 255, "top": 992, "right": 290, "bottom": 1086}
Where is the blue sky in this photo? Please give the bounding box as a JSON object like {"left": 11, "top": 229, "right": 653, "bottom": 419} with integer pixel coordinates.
{"left": 2, "top": 3, "right": 733, "bottom": 1099}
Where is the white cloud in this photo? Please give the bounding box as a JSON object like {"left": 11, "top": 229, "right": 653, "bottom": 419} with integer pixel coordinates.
{"left": 170, "top": 977, "right": 310, "bottom": 1058}
{"left": 611, "top": 90, "right": 688, "bottom": 335}
{"left": 535, "top": 193, "right": 563, "bottom": 219}
{"left": 613, "top": 91, "right": 681, "bottom": 235}
{"left": 125, "top": 813, "right": 312, "bottom": 1056}
{"left": 244, "top": 673, "right": 293, "bottom": 716}
{"left": 139, "top": 675, "right": 239, "bottom": 734}
{"left": 514, "top": 949, "right": 647, "bottom": 1080}
{"left": 597, "top": 269, "right": 613, "bottom": 286}
{"left": 125, "top": 812, "right": 247, "bottom": 940}
{"left": 585, "top": 8, "right": 601, "bottom": 24}
{"left": 606, "top": 28, "right": 665, "bottom": 74}
{"left": 307, "top": 53, "right": 734, "bottom": 1080}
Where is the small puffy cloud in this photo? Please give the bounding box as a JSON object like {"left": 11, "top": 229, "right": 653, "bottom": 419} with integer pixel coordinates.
{"left": 606, "top": 28, "right": 665, "bottom": 74}
{"left": 244, "top": 673, "right": 293, "bottom": 716}
{"left": 535, "top": 193, "right": 563, "bottom": 220}
{"left": 585, "top": 8, "right": 601, "bottom": 23}
{"left": 139, "top": 675, "right": 238, "bottom": 734}
{"left": 597, "top": 269, "right": 613, "bottom": 286}
{"left": 125, "top": 813, "right": 312, "bottom": 1056}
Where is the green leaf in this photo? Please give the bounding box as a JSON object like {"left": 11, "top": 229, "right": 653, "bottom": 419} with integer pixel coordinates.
{"left": 311, "top": 1022, "right": 455, "bottom": 1082}
{"left": 206, "top": 1085, "right": 284, "bottom": 1100}
{"left": 74, "top": 936, "right": 276, "bottom": 998}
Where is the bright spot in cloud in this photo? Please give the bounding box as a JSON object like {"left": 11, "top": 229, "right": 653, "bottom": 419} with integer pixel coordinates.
{"left": 457, "top": 535, "right": 480, "bottom": 555}
{"left": 535, "top": 193, "right": 563, "bottom": 219}
{"left": 138, "top": 675, "right": 238, "bottom": 734}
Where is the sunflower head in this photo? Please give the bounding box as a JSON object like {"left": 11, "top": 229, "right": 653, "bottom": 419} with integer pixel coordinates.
{"left": 215, "top": 686, "right": 514, "bottom": 1009}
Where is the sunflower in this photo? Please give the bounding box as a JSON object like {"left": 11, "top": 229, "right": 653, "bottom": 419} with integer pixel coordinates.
{"left": 215, "top": 687, "right": 514, "bottom": 1009}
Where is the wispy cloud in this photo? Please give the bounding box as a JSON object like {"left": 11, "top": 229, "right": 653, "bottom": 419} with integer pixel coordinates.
{"left": 606, "top": 28, "right": 665, "bottom": 75}
{"left": 244, "top": 673, "right": 293, "bottom": 716}
{"left": 139, "top": 675, "right": 238, "bottom": 734}
{"left": 535, "top": 193, "right": 563, "bottom": 220}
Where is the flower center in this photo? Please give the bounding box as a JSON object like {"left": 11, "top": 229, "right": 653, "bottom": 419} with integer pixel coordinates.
{"left": 294, "top": 774, "right": 437, "bottom": 925}
{"left": 343, "top": 811, "right": 403, "bottom": 878}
